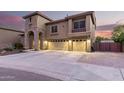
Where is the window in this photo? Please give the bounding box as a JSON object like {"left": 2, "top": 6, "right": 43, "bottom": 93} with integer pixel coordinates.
{"left": 29, "top": 18, "right": 32, "bottom": 22}
{"left": 72, "top": 20, "right": 86, "bottom": 32}
{"left": 29, "top": 24, "right": 32, "bottom": 28}
{"left": 74, "top": 22, "right": 79, "bottom": 29}
{"left": 80, "top": 21, "right": 85, "bottom": 28}
{"left": 74, "top": 20, "right": 85, "bottom": 29}
{"left": 28, "top": 18, "right": 32, "bottom": 27}
{"left": 51, "top": 25, "right": 58, "bottom": 33}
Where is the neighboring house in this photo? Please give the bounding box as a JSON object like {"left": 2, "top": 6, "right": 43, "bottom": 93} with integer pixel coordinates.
{"left": 0, "top": 27, "right": 24, "bottom": 49}
{"left": 23, "top": 11, "right": 96, "bottom": 52}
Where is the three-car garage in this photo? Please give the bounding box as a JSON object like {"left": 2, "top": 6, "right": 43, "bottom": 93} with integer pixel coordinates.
{"left": 47, "top": 39, "right": 90, "bottom": 52}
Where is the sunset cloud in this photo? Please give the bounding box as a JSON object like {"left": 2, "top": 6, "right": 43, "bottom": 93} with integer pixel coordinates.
{"left": 0, "top": 11, "right": 123, "bottom": 34}
{"left": 0, "top": 14, "right": 25, "bottom": 30}
{"left": 95, "top": 24, "right": 114, "bottom": 38}
{"left": 95, "top": 31, "right": 112, "bottom": 38}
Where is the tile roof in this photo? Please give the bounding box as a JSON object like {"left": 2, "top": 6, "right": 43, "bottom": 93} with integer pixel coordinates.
{"left": 23, "top": 11, "right": 53, "bottom": 21}
{"left": 46, "top": 11, "right": 96, "bottom": 25}
{"left": 0, "top": 26, "right": 24, "bottom": 33}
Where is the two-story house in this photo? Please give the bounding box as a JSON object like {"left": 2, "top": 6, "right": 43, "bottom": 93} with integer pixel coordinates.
{"left": 23, "top": 11, "right": 96, "bottom": 52}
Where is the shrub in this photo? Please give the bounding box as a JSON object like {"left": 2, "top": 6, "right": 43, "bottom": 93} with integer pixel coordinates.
{"left": 3, "top": 48, "right": 13, "bottom": 51}
{"left": 14, "top": 43, "right": 24, "bottom": 49}
{"left": 112, "top": 25, "right": 124, "bottom": 43}
{"left": 95, "top": 36, "right": 110, "bottom": 43}
{"left": 95, "top": 36, "right": 104, "bottom": 42}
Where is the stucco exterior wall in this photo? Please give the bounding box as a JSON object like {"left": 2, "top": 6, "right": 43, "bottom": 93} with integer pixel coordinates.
{"left": 37, "top": 15, "right": 50, "bottom": 30}
{"left": 24, "top": 14, "right": 51, "bottom": 50}
{"left": 25, "top": 15, "right": 38, "bottom": 31}
{"left": 46, "top": 15, "right": 94, "bottom": 39}
{"left": 46, "top": 21, "right": 68, "bottom": 40}
{"left": 88, "top": 15, "right": 95, "bottom": 44}
{"left": 0, "top": 29, "right": 24, "bottom": 49}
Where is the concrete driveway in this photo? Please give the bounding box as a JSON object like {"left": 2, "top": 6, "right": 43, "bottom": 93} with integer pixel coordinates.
{"left": 0, "top": 67, "right": 60, "bottom": 81}
{"left": 78, "top": 52, "right": 124, "bottom": 68}
{"left": 0, "top": 50, "right": 124, "bottom": 81}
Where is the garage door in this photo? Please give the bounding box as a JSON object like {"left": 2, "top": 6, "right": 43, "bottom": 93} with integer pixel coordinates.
{"left": 73, "top": 40, "right": 86, "bottom": 51}
{"left": 48, "top": 40, "right": 68, "bottom": 50}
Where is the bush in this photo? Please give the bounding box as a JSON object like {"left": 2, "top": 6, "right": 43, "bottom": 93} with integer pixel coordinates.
{"left": 95, "top": 36, "right": 104, "bottom": 42}
{"left": 14, "top": 43, "right": 24, "bottom": 49}
{"left": 112, "top": 25, "right": 124, "bottom": 43}
{"left": 95, "top": 36, "right": 110, "bottom": 43}
{"left": 3, "top": 48, "right": 13, "bottom": 51}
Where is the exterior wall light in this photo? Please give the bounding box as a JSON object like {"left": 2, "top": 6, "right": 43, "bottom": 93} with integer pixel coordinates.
{"left": 44, "top": 41, "right": 48, "bottom": 45}
{"left": 38, "top": 40, "right": 40, "bottom": 49}
{"left": 87, "top": 39, "right": 91, "bottom": 43}
{"left": 69, "top": 40, "right": 72, "bottom": 44}
{"left": 68, "top": 40, "right": 72, "bottom": 51}
{"left": 44, "top": 41, "right": 48, "bottom": 49}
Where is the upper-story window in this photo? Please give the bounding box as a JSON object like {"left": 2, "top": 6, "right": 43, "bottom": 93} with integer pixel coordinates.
{"left": 51, "top": 25, "right": 58, "bottom": 33}
{"left": 74, "top": 20, "right": 85, "bottom": 29}
{"left": 29, "top": 18, "right": 32, "bottom": 23}
{"left": 73, "top": 20, "right": 86, "bottom": 32}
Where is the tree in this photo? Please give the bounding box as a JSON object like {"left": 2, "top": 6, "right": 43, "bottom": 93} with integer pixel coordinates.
{"left": 112, "top": 25, "right": 124, "bottom": 43}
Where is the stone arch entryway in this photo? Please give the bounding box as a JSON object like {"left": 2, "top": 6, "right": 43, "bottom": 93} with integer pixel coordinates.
{"left": 28, "top": 31, "right": 34, "bottom": 49}
{"left": 24, "top": 30, "right": 45, "bottom": 50}
{"left": 39, "top": 32, "right": 43, "bottom": 50}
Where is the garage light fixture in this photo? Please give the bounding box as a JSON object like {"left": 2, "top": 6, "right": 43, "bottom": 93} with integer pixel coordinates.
{"left": 87, "top": 39, "right": 91, "bottom": 43}
{"left": 69, "top": 40, "right": 72, "bottom": 43}
{"left": 44, "top": 41, "right": 48, "bottom": 45}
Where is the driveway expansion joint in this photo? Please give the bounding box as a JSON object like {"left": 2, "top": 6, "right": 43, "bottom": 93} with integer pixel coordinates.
{"left": 119, "top": 68, "right": 124, "bottom": 80}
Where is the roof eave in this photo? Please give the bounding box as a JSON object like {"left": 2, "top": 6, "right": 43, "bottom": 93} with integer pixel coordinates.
{"left": 23, "top": 11, "right": 53, "bottom": 21}
{"left": 0, "top": 27, "right": 24, "bottom": 33}
{"left": 46, "top": 19, "right": 67, "bottom": 25}
{"left": 66, "top": 11, "right": 96, "bottom": 24}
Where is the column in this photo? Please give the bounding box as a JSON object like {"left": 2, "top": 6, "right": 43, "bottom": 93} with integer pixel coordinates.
{"left": 43, "top": 34, "right": 48, "bottom": 50}
{"left": 86, "top": 15, "right": 91, "bottom": 32}
{"left": 40, "top": 32, "right": 44, "bottom": 50}
{"left": 86, "top": 39, "right": 91, "bottom": 52}
{"left": 68, "top": 19, "right": 72, "bottom": 34}
{"left": 24, "top": 32, "right": 29, "bottom": 49}
{"left": 34, "top": 31, "right": 39, "bottom": 51}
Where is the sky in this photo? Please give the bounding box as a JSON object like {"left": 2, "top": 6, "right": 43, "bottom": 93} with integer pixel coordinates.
{"left": 1, "top": 11, "right": 124, "bottom": 31}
